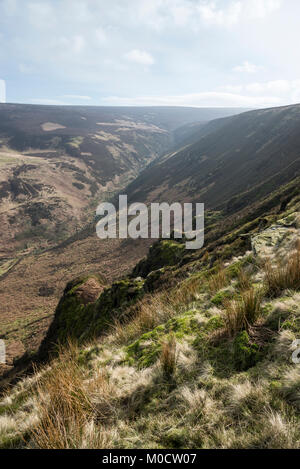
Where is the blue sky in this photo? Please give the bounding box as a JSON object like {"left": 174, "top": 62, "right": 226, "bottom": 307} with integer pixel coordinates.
{"left": 0, "top": 0, "right": 300, "bottom": 107}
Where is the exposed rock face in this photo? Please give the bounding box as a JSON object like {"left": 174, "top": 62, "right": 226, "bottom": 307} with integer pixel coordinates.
{"left": 74, "top": 277, "right": 105, "bottom": 305}
{"left": 38, "top": 274, "right": 145, "bottom": 358}
{"left": 251, "top": 213, "right": 300, "bottom": 261}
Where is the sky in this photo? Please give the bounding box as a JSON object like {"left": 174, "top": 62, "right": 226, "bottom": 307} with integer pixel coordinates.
{"left": 0, "top": 0, "right": 300, "bottom": 108}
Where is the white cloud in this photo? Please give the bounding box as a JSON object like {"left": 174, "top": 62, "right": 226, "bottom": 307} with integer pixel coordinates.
{"left": 245, "top": 0, "right": 282, "bottom": 19}
{"left": 101, "top": 91, "right": 280, "bottom": 108}
{"left": 124, "top": 49, "right": 155, "bottom": 66}
{"left": 234, "top": 61, "right": 262, "bottom": 73}
{"left": 62, "top": 95, "right": 92, "bottom": 100}
{"left": 30, "top": 98, "right": 67, "bottom": 105}
{"left": 0, "top": 80, "right": 6, "bottom": 103}
{"left": 101, "top": 77, "right": 300, "bottom": 108}
{"left": 197, "top": 1, "right": 242, "bottom": 27}
{"left": 245, "top": 79, "right": 300, "bottom": 96}
{"left": 135, "top": 0, "right": 282, "bottom": 30}
{"left": 0, "top": 0, "right": 292, "bottom": 106}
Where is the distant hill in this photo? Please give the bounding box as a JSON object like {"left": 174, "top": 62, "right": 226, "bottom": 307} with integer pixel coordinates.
{"left": 127, "top": 103, "right": 300, "bottom": 214}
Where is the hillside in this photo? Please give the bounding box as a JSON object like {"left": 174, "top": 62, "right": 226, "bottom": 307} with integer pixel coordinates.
{"left": 127, "top": 104, "right": 300, "bottom": 211}
{"left": 1, "top": 172, "right": 300, "bottom": 449}
{"left": 0, "top": 104, "right": 244, "bottom": 373}
{"left": 1, "top": 103, "right": 300, "bottom": 448}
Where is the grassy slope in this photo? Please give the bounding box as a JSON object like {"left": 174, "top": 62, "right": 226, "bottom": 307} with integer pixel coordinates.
{"left": 1, "top": 182, "right": 300, "bottom": 449}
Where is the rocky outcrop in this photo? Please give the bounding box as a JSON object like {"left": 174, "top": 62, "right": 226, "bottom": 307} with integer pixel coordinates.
{"left": 251, "top": 212, "right": 300, "bottom": 260}
{"left": 38, "top": 274, "right": 145, "bottom": 358}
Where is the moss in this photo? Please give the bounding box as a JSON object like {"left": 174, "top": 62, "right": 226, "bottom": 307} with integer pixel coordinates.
{"left": 126, "top": 334, "right": 161, "bottom": 369}
{"left": 125, "top": 312, "right": 195, "bottom": 369}
{"left": 226, "top": 255, "right": 255, "bottom": 279}
{"left": 277, "top": 213, "right": 297, "bottom": 227}
{"left": 132, "top": 240, "right": 185, "bottom": 278}
{"left": 164, "top": 313, "right": 194, "bottom": 338}
{"left": 39, "top": 276, "right": 145, "bottom": 356}
{"left": 226, "top": 261, "right": 243, "bottom": 279}
{"left": 205, "top": 210, "right": 223, "bottom": 228}
{"left": 264, "top": 306, "right": 291, "bottom": 331}
{"left": 233, "top": 331, "right": 261, "bottom": 371}
{"left": 211, "top": 288, "right": 234, "bottom": 306}
{"left": 77, "top": 345, "right": 100, "bottom": 366}
{"left": 144, "top": 268, "right": 165, "bottom": 292}
{"left": 205, "top": 315, "right": 225, "bottom": 332}
{"left": 90, "top": 278, "right": 145, "bottom": 337}
{"left": 282, "top": 316, "right": 300, "bottom": 333}
{"left": 163, "top": 428, "right": 188, "bottom": 448}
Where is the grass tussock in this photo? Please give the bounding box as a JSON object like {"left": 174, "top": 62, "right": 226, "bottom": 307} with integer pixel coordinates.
{"left": 112, "top": 293, "right": 176, "bottom": 345}
{"left": 208, "top": 267, "right": 228, "bottom": 294}
{"left": 160, "top": 334, "right": 177, "bottom": 380}
{"left": 30, "top": 343, "right": 114, "bottom": 449}
{"left": 236, "top": 269, "right": 252, "bottom": 291}
{"left": 264, "top": 241, "right": 300, "bottom": 297}
{"left": 224, "top": 288, "right": 263, "bottom": 336}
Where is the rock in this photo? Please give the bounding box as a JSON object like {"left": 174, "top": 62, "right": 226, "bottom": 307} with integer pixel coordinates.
{"left": 75, "top": 276, "right": 104, "bottom": 305}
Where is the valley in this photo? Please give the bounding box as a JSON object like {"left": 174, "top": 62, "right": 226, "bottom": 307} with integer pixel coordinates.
{"left": 1, "top": 101, "right": 300, "bottom": 449}
{"left": 0, "top": 103, "right": 243, "bottom": 374}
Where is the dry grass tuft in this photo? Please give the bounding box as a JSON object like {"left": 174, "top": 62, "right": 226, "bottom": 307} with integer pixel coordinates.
{"left": 30, "top": 342, "right": 113, "bottom": 449}
{"left": 160, "top": 334, "right": 177, "bottom": 380}
{"left": 264, "top": 241, "right": 300, "bottom": 297}
{"left": 224, "top": 288, "right": 263, "bottom": 336}
{"left": 237, "top": 269, "right": 252, "bottom": 291}
{"left": 112, "top": 293, "right": 176, "bottom": 345}
{"left": 208, "top": 267, "right": 228, "bottom": 294}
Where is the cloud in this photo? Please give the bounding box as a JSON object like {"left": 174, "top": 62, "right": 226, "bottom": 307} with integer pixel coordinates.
{"left": 0, "top": 80, "right": 6, "bottom": 103}
{"left": 244, "top": 79, "right": 300, "bottom": 98}
{"left": 0, "top": 0, "right": 292, "bottom": 106}
{"left": 135, "top": 0, "right": 282, "bottom": 30}
{"left": 30, "top": 98, "right": 67, "bottom": 105}
{"left": 197, "top": 1, "right": 242, "bottom": 27}
{"left": 245, "top": 0, "right": 282, "bottom": 19}
{"left": 124, "top": 49, "right": 155, "bottom": 66}
{"left": 62, "top": 95, "right": 92, "bottom": 100}
{"left": 101, "top": 91, "right": 280, "bottom": 108}
{"left": 101, "top": 77, "right": 300, "bottom": 108}
{"left": 233, "top": 61, "right": 262, "bottom": 73}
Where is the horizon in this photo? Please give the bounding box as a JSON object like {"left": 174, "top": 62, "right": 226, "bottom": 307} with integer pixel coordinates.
{"left": 1, "top": 1, "right": 300, "bottom": 108}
